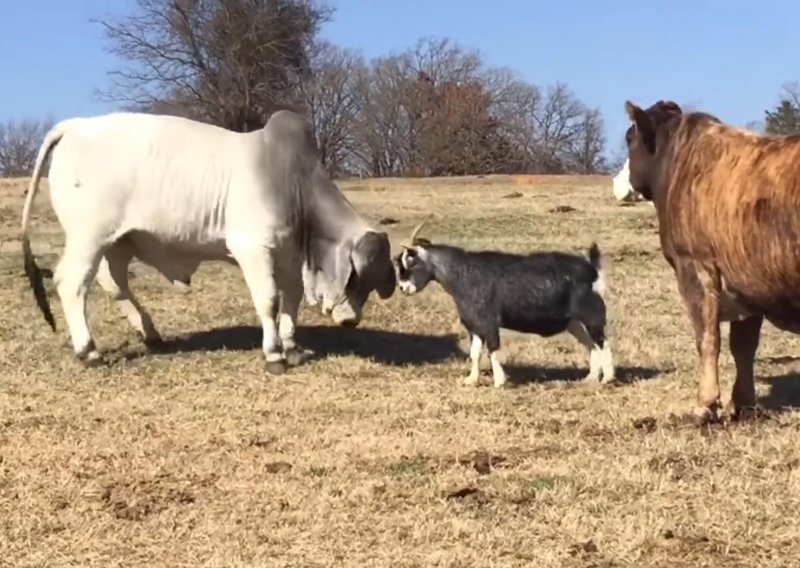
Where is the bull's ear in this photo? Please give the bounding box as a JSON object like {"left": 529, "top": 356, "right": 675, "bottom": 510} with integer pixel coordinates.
{"left": 624, "top": 100, "right": 656, "bottom": 153}
{"left": 354, "top": 231, "right": 396, "bottom": 300}
{"left": 332, "top": 240, "right": 354, "bottom": 299}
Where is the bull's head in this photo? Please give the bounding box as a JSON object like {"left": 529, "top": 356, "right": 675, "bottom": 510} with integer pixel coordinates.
{"left": 623, "top": 99, "right": 683, "bottom": 201}
{"left": 305, "top": 229, "right": 396, "bottom": 327}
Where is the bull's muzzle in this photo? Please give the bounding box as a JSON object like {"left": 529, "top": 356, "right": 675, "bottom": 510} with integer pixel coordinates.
{"left": 332, "top": 302, "right": 361, "bottom": 327}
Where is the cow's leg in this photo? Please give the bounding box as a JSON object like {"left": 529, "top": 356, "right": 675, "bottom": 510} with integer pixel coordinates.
{"left": 95, "top": 241, "right": 161, "bottom": 346}
{"left": 728, "top": 315, "right": 763, "bottom": 420}
{"left": 694, "top": 263, "right": 722, "bottom": 424}
{"left": 230, "top": 244, "right": 285, "bottom": 374}
{"left": 54, "top": 239, "right": 105, "bottom": 366}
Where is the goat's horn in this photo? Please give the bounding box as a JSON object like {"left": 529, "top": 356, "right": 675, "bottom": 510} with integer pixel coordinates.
{"left": 408, "top": 214, "right": 432, "bottom": 244}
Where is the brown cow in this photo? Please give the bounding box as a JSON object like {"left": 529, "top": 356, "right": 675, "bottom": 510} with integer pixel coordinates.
{"left": 623, "top": 98, "right": 800, "bottom": 424}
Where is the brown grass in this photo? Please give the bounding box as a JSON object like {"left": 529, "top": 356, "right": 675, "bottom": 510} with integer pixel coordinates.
{"left": 2, "top": 174, "right": 800, "bottom": 567}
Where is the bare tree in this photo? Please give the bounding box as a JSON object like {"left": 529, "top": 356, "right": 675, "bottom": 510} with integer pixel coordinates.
{"left": 0, "top": 119, "right": 53, "bottom": 178}
{"left": 96, "top": 0, "right": 333, "bottom": 132}
{"left": 565, "top": 107, "right": 607, "bottom": 174}
{"left": 298, "top": 42, "right": 365, "bottom": 176}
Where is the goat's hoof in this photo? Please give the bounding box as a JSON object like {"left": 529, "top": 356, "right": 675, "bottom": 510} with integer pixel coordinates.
{"left": 265, "top": 358, "right": 288, "bottom": 375}
{"left": 76, "top": 341, "right": 104, "bottom": 368}
{"left": 284, "top": 347, "right": 314, "bottom": 367}
{"left": 78, "top": 351, "right": 104, "bottom": 368}
{"left": 581, "top": 374, "right": 601, "bottom": 384}
{"left": 463, "top": 375, "right": 480, "bottom": 387}
{"left": 493, "top": 379, "right": 508, "bottom": 389}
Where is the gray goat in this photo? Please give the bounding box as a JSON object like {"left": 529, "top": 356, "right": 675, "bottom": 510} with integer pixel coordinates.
{"left": 393, "top": 217, "right": 615, "bottom": 387}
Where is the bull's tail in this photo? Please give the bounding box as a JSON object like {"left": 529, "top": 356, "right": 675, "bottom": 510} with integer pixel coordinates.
{"left": 21, "top": 122, "right": 65, "bottom": 332}
{"left": 587, "top": 242, "right": 608, "bottom": 298}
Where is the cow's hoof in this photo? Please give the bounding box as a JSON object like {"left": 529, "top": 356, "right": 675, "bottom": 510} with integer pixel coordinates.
{"left": 284, "top": 347, "right": 314, "bottom": 367}
{"left": 265, "top": 358, "right": 288, "bottom": 375}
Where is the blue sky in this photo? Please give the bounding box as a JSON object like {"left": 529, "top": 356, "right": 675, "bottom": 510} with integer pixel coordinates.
{"left": 2, "top": 0, "right": 798, "bottom": 155}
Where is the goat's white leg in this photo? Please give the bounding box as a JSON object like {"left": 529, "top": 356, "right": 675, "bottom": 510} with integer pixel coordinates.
{"left": 567, "top": 319, "right": 602, "bottom": 382}
{"left": 599, "top": 339, "right": 615, "bottom": 382}
{"left": 464, "top": 334, "right": 483, "bottom": 386}
{"left": 489, "top": 351, "right": 507, "bottom": 388}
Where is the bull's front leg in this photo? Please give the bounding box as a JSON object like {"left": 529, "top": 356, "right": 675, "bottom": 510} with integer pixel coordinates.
{"left": 694, "top": 263, "right": 722, "bottom": 424}
{"left": 728, "top": 315, "right": 763, "bottom": 420}
{"left": 229, "top": 243, "right": 286, "bottom": 374}
{"left": 277, "top": 271, "right": 314, "bottom": 367}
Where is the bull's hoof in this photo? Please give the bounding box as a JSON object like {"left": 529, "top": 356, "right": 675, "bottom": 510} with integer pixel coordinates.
{"left": 692, "top": 405, "right": 721, "bottom": 427}
{"left": 284, "top": 347, "right": 314, "bottom": 367}
{"left": 265, "top": 358, "right": 288, "bottom": 375}
{"left": 143, "top": 336, "right": 165, "bottom": 352}
{"left": 730, "top": 404, "right": 768, "bottom": 423}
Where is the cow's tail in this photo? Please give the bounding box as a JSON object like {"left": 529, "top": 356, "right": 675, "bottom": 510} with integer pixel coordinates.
{"left": 21, "top": 122, "right": 65, "bottom": 332}
{"left": 587, "top": 242, "right": 608, "bottom": 298}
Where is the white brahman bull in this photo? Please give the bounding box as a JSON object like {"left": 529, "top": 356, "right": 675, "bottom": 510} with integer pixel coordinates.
{"left": 20, "top": 110, "right": 396, "bottom": 373}
{"left": 612, "top": 159, "right": 645, "bottom": 203}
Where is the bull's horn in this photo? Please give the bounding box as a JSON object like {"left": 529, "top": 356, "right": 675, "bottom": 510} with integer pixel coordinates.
{"left": 408, "top": 214, "right": 433, "bottom": 244}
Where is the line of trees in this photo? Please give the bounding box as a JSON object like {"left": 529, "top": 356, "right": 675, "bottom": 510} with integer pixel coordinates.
{"left": 2, "top": 1, "right": 798, "bottom": 178}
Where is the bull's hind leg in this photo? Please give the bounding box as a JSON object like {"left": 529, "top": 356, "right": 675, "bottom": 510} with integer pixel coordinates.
{"left": 728, "top": 315, "right": 763, "bottom": 420}
{"left": 694, "top": 264, "right": 723, "bottom": 424}
{"left": 54, "top": 239, "right": 105, "bottom": 366}
{"left": 229, "top": 243, "right": 286, "bottom": 374}
{"left": 95, "top": 241, "right": 161, "bottom": 347}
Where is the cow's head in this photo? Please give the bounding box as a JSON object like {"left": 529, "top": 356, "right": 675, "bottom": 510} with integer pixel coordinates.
{"left": 392, "top": 215, "right": 436, "bottom": 295}
{"left": 624, "top": 99, "right": 683, "bottom": 200}
{"left": 305, "top": 230, "right": 396, "bottom": 327}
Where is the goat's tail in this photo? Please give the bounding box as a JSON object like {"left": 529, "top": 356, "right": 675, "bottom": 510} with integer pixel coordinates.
{"left": 21, "top": 121, "right": 65, "bottom": 332}
{"left": 587, "top": 242, "right": 608, "bottom": 298}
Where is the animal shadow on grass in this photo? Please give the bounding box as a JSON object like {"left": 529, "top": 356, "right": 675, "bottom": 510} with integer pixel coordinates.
{"left": 504, "top": 363, "right": 665, "bottom": 386}
{"left": 141, "top": 325, "right": 464, "bottom": 366}
{"left": 759, "top": 372, "right": 800, "bottom": 411}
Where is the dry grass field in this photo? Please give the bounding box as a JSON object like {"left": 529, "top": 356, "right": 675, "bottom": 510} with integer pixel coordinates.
{"left": 2, "top": 174, "right": 800, "bottom": 567}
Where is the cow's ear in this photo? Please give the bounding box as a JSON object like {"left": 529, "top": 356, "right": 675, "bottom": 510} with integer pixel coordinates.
{"left": 625, "top": 100, "right": 656, "bottom": 153}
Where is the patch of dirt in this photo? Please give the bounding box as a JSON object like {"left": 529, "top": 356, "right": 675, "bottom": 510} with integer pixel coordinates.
{"left": 100, "top": 473, "right": 212, "bottom": 521}
{"left": 264, "top": 461, "right": 292, "bottom": 474}
{"left": 457, "top": 450, "right": 507, "bottom": 475}
{"left": 443, "top": 486, "right": 489, "bottom": 507}
{"left": 549, "top": 205, "right": 577, "bottom": 213}
{"left": 632, "top": 416, "right": 657, "bottom": 433}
